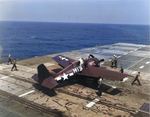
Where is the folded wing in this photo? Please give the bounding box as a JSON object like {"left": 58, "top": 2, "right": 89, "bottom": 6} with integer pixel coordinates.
{"left": 52, "top": 55, "right": 76, "bottom": 68}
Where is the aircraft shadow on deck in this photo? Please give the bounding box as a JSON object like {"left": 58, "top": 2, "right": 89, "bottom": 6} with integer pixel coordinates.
{"left": 33, "top": 75, "right": 122, "bottom": 97}
{"left": 77, "top": 76, "right": 122, "bottom": 95}
{"left": 32, "top": 84, "right": 57, "bottom": 97}
{"left": 32, "top": 76, "right": 78, "bottom": 97}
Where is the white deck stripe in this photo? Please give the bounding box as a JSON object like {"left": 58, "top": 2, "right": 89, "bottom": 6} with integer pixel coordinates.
{"left": 132, "top": 71, "right": 137, "bottom": 74}
{"left": 139, "top": 66, "right": 144, "bottom": 69}
{"left": 0, "top": 75, "right": 13, "bottom": 79}
{"left": 26, "top": 69, "right": 36, "bottom": 72}
{"left": 0, "top": 66, "right": 6, "bottom": 70}
{"left": 122, "top": 77, "right": 128, "bottom": 82}
{"left": 18, "top": 90, "right": 35, "bottom": 97}
{"left": 117, "top": 56, "right": 121, "bottom": 58}
{"left": 124, "top": 53, "right": 128, "bottom": 55}
{"left": 86, "top": 98, "right": 99, "bottom": 108}
{"left": 0, "top": 76, "right": 9, "bottom": 79}
{"left": 134, "top": 49, "right": 138, "bottom": 51}
{"left": 126, "top": 55, "right": 149, "bottom": 70}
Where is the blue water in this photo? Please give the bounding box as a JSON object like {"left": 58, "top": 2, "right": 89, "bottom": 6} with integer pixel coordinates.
{"left": 0, "top": 21, "right": 149, "bottom": 62}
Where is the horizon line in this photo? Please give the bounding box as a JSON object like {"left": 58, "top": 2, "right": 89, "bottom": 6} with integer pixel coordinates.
{"left": 0, "top": 20, "right": 149, "bottom": 26}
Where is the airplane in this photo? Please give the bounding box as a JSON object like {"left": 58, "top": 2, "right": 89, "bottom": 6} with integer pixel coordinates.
{"left": 31, "top": 54, "right": 130, "bottom": 91}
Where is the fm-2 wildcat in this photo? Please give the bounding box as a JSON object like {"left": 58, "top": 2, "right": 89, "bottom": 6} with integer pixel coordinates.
{"left": 32, "top": 54, "right": 129, "bottom": 91}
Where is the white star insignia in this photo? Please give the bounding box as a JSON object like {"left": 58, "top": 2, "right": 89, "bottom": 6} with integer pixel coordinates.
{"left": 62, "top": 73, "right": 68, "bottom": 80}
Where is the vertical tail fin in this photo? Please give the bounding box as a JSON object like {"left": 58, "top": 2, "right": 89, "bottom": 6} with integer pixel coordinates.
{"left": 32, "top": 64, "right": 58, "bottom": 89}
{"left": 38, "top": 64, "right": 51, "bottom": 85}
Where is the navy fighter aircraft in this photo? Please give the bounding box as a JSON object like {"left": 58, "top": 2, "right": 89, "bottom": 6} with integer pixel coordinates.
{"left": 32, "top": 54, "right": 129, "bottom": 89}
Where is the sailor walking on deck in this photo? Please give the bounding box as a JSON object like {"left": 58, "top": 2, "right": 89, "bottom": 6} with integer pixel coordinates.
{"left": 7, "top": 53, "right": 12, "bottom": 64}
{"left": 131, "top": 72, "right": 141, "bottom": 86}
{"left": 11, "top": 59, "right": 18, "bottom": 71}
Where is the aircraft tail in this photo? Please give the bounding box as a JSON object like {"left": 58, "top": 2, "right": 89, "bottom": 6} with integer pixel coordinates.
{"left": 37, "top": 64, "right": 52, "bottom": 85}
{"left": 31, "top": 64, "right": 58, "bottom": 89}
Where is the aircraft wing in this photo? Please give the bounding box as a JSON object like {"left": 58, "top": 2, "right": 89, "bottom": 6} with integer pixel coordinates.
{"left": 79, "top": 66, "right": 128, "bottom": 81}
{"left": 52, "top": 55, "right": 76, "bottom": 68}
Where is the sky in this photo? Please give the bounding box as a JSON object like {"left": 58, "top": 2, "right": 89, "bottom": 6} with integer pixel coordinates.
{"left": 0, "top": 0, "right": 149, "bottom": 25}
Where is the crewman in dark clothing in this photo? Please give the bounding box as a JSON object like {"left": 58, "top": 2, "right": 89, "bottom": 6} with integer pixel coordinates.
{"left": 114, "top": 55, "right": 117, "bottom": 68}
{"left": 96, "top": 77, "right": 103, "bottom": 96}
{"left": 84, "top": 54, "right": 94, "bottom": 69}
{"left": 84, "top": 59, "right": 88, "bottom": 69}
{"left": 11, "top": 59, "right": 18, "bottom": 71}
{"left": 131, "top": 72, "right": 141, "bottom": 86}
{"left": 120, "top": 66, "right": 124, "bottom": 73}
{"left": 84, "top": 54, "right": 102, "bottom": 69}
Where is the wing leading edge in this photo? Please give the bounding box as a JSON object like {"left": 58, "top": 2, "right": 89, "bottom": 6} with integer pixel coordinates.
{"left": 80, "top": 65, "right": 128, "bottom": 81}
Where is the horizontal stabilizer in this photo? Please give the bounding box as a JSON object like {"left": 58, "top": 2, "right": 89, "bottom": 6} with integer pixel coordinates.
{"left": 31, "top": 74, "right": 38, "bottom": 82}
{"left": 41, "top": 76, "right": 58, "bottom": 89}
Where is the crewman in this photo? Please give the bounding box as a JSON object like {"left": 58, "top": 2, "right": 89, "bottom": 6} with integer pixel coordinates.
{"left": 84, "top": 54, "right": 94, "bottom": 69}
{"left": 7, "top": 53, "right": 12, "bottom": 64}
{"left": 111, "top": 55, "right": 115, "bottom": 68}
{"left": 111, "top": 55, "right": 117, "bottom": 68}
{"left": 131, "top": 72, "right": 141, "bottom": 86}
{"left": 11, "top": 59, "right": 18, "bottom": 71}
{"left": 120, "top": 66, "right": 124, "bottom": 73}
{"left": 114, "top": 55, "right": 118, "bottom": 68}
{"left": 97, "top": 77, "right": 103, "bottom": 96}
